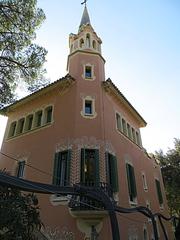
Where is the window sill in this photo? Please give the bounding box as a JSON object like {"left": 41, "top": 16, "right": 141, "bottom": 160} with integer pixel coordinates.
{"left": 50, "top": 194, "right": 69, "bottom": 206}
{"left": 80, "top": 111, "right": 97, "bottom": 119}
{"left": 6, "top": 121, "right": 53, "bottom": 141}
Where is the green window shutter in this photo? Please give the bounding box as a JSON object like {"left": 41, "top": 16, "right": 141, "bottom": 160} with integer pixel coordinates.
{"left": 155, "top": 179, "right": 163, "bottom": 205}
{"left": 111, "top": 156, "right": 119, "bottom": 192}
{"left": 95, "top": 149, "right": 100, "bottom": 186}
{"left": 52, "top": 152, "right": 59, "bottom": 185}
{"left": 81, "top": 149, "right": 85, "bottom": 183}
{"left": 66, "top": 149, "right": 71, "bottom": 185}
{"left": 105, "top": 152, "right": 109, "bottom": 183}
{"left": 106, "top": 153, "right": 119, "bottom": 192}
{"left": 126, "top": 164, "right": 137, "bottom": 200}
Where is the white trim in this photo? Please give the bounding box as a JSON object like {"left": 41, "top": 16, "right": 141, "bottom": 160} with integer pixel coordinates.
{"left": 81, "top": 96, "right": 97, "bottom": 119}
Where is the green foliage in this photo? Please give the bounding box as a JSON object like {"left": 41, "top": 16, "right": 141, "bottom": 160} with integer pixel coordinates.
{"left": 0, "top": 0, "right": 48, "bottom": 107}
{"left": 155, "top": 139, "right": 180, "bottom": 216}
{"left": 0, "top": 185, "right": 42, "bottom": 240}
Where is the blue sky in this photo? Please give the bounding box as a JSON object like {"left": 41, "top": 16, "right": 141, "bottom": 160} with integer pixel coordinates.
{"left": 0, "top": 0, "right": 180, "bottom": 153}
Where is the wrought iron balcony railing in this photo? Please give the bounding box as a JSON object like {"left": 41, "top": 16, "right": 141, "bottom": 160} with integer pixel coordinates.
{"left": 69, "top": 182, "right": 114, "bottom": 211}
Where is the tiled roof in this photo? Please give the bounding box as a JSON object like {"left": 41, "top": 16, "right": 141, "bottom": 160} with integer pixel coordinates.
{"left": 0, "top": 74, "right": 75, "bottom": 116}
{"left": 102, "top": 78, "right": 147, "bottom": 127}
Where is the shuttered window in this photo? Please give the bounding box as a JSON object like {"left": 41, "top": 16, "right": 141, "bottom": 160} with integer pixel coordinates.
{"left": 81, "top": 149, "right": 99, "bottom": 186}
{"left": 52, "top": 150, "right": 71, "bottom": 186}
{"left": 126, "top": 163, "right": 137, "bottom": 202}
{"left": 155, "top": 179, "right": 163, "bottom": 205}
{"left": 106, "top": 153, "right": 119, "bottom": 192}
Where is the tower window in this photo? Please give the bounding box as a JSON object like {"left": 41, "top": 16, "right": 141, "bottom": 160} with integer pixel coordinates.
{"left": 80, "top": 38, "right": 84, "bottom": 48}
{"left": 85, "top": 66, "right": 92, "bottom": 78}
{"left": 92, "top": 40, "right": 96, "bottom": 49}
{"left": 86, "top": 34, "right": 90, "bottom": 48}
{"left": 85, "top": 100, "right": 92, "bottom": 115}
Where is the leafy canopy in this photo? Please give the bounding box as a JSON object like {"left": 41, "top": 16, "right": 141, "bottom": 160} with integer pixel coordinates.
{"left": 0, "top": 185, "right": 42, "bottom": 240}
{"left": 0, "top": 0, "right": 48, "bottom": 107}
{"left": 155, "top": 138, "right": 180, "bottom": 216}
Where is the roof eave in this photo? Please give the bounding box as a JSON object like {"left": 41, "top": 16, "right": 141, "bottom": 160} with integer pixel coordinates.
{"left": 102, "top": 80, "right": 147, "bottom": 128}
{"left": 0, "top": 74, "right": 75, "bottom": 116}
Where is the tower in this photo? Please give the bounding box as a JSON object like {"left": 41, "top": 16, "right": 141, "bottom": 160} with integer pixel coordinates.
{"left": 0, "top": 4, "right": 174, "bottom": 240}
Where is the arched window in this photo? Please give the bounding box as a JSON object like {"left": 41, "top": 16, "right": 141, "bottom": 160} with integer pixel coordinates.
{"left": 92, "top": 40, "right": 96, "bottom": 50}
{"left": 70, "top": 44, "right": 73, "bottom": 53}
{"left": 80, "top": 39, "right": 84, "bottom": 48}
{"left": 86, "top": 34, "right": 90, "bottom": 48}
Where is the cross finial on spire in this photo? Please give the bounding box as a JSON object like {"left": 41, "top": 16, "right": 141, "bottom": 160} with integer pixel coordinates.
{"left": 81, "top": 0, "right": 87, "bottom": 6}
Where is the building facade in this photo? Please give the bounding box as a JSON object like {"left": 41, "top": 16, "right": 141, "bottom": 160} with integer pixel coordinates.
{"left": 0, "top": 5, "right": 174, "bottom": 240}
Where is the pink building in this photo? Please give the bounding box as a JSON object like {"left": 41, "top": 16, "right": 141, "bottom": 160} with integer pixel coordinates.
{"left": 0, "top": 5, "right": 174, "bottom": 240}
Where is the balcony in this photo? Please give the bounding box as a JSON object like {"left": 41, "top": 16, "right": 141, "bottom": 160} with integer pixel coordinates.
{"left": 68, "top": 182, "right": 112, "bottom": 228}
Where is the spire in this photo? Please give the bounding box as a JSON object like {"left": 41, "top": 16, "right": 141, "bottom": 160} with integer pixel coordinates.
{"left": 79, "top": 4, "right": 91, "bottom": 29}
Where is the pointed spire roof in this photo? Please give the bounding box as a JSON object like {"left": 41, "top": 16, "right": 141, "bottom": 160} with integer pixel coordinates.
{"left": 79, "top": 5, "right": 91, "bottom": 29}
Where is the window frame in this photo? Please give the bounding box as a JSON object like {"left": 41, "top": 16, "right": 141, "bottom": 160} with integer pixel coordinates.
{"left": 142, "top": 172, "right": 148, "bottom": 191}
{"left": 52, "top": 150, "right": 71, "bottom": 187}
{"left": 8, "top": 121, "right": 17, "bottom": 138}
{"left": 80, "top": 148, "right": 99, "bottom": 186}
{"left": 126, "top": 162, "right": 137, "bottom": 205}
{"left": 155, "top": 178, "right": 163, "bottom": 207}
{"left": 81, "top": 96, "right": 97, "bottom": 119}
{"left": 16, "top": 160, "right": 25, "bottom": 178}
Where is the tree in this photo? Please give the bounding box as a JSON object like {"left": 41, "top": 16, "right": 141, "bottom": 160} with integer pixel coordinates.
{"left": 0, "top": 0, "right": 48, "bottom": 107}
{"left": 0, "top": 185, "right": 42, "bottom": 240}
{"left": 155, "top": 138, "right": 180, "bottom": 216}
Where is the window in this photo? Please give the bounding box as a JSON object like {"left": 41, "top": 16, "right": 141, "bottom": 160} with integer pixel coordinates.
{"left": 8, "top": 121, "right": 17, "bottom": 137}
{"left": 116, "top": 113, "right": 122, "bottom": 132}
{"left": 34, "top": 110, "right": 42, "bottom": 127}
{"left": 17, "top": 161, "right": 25, "bottom": 178}
{"left": 127, "top": 123, "right": 132, "bottom": 139}
{"left": 52, "top": 150, "right": 71, "bottom": 186}
{"left": 132, "top": 128, "right": 136, "bottom": 143}
{"left": 85, "top": 66, "right": 92, "bottom": 78}
{"left": 155, "top": 179, "right": 163, "bottom": 205}
{"left": 86, "top": 34, "right": 90, "bottom": 48}
{"left": 85, "top": 100, "right": 92, "bottom": 115}
{"left": 122, "top": 118, "right": 127, "bottom": 135}
{"left": 81, "top": 149, "right": 99, "bottom": 186}
{"left": 25, "top": 114, "right": 33, "bottom": 131}
{"left": 106, "top": 153, "right": 119, "bottom": 192}
{"left": 80, "top": 38, "right": 84, "bottom": 48}
{"left": 142, "top": 172, "right": 148, "bottom": 191}
{"left": 136, "top": 131, "right": 141, "bottom": 146}
{"left": 143, "top": 227, "right": 149, "bottom": 240}
{"left": 92, "top": 40, "right": 96, "bottom": 49}
{"left": 16, "top": 118, "right": 25, "bottom": 134}
{"left": 45, "top": 106, "right": 53, "bottom": 124}
{"left": 126, "top": 163, "right": 137, "bottom": 203}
